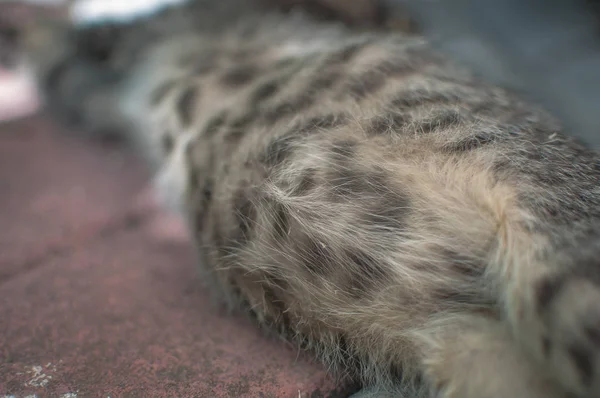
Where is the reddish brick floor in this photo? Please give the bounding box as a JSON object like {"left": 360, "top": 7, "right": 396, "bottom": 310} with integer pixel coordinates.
{"left": 0, "top": 115, "right": 356, "bottom": 397}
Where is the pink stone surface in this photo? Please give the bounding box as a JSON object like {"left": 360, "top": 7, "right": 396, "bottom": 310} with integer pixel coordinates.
{"left": 0, "top": 116, "right": 354, "bottom": 397}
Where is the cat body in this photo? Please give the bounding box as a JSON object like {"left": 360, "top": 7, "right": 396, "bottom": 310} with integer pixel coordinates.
{"left": 23, "top": 1, "right": 600, "bottom": 396}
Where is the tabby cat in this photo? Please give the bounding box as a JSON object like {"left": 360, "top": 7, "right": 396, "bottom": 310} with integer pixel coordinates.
{"left": 21, "top": 0, "right": 600, "bottom": 396}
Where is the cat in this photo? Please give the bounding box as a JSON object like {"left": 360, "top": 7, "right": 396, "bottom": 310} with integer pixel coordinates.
{"left": 19, "top": 0, "right": 600, "bottom": 396}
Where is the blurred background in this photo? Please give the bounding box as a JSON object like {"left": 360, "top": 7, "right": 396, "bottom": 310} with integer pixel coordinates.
{"left": 3, "top": 0, "right": 600, "bottom": 144}
{"left": 0, "top": 0, "right": 174, "bottom": 122}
